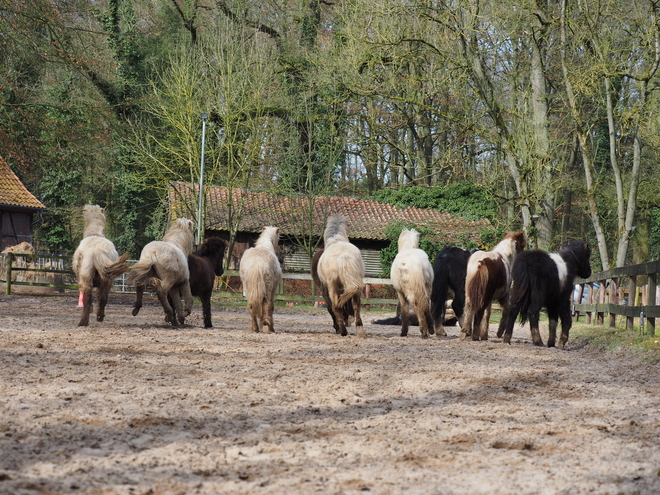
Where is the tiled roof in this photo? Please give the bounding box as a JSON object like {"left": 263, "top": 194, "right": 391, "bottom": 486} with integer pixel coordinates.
{"left": 0, "top": 157, "right": 45, "bottom": 210}
{"left": 169, "top": 182, "right": 490, "bottom": 243}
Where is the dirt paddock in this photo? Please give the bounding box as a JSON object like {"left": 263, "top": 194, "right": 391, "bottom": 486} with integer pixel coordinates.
{"left": 1, "top": 293, "right": 659, "bottom": 495}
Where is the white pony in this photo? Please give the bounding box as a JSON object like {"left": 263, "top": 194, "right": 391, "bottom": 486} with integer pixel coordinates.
{"left": 390, "top": 228, "right": 435, "bottom": 339}
{"left": 72, "top": 205, "right": 130, "bottom": 326}
{"left": 240, "top": 226, "right": 282, "bottom": 333}
{"left": 317, "top": 215, "right": 365, "bottom": 337}
{"left": 129, "top": 217, "right": 194, "bottom": 326}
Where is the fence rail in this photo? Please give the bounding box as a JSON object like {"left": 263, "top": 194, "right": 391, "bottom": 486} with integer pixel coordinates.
{"left": 1, "top": 253, "right": 399, "bottom": 306}
{"left": 573, "top": 259, "right": 660, "bottom": 336}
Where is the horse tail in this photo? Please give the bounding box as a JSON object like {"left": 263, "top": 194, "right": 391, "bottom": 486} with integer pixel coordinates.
{"left": 431, "top": 255, "right": 450, "bottom": 327}
{"left": 127, "top": 256, "right": 161, "bottom": 290}
{"left": 509, "top": 257, "right": 540, "bottom": 325}
{"left": 103, "top": 253, "right": 131, "bottom": 281}
{"left": 336, "top": 253, "right": 364, "bottom": 308}
{"left": 466, "top": 260, "right": 488, "bottom": 311}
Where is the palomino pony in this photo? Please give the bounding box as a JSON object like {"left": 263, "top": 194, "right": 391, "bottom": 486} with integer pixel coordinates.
{"left": 430, "top": 246, "right": 475, "bottom": 336}
{"left": 501, "top": 241, "right": 591, "bottom": 349}
{"left": 129, "top": 218, "right": 195, "bottom": 326}
{"left": 240, "top": 226, "right": 282, "bottom": 333}
{"left": 317, "top": 215, "right": 365, "bottom": 337}
{"left": 461, "top": 232, "right": 526, "bottom": 341}
{"left": 390, "top": 228, "right": 435, "bottom": 338}
{"left": 188, "top": 236, "right": 227, "bottom": 328}
{"left": 311, "top": 247, "right": 354, "bottom": 333}
{"left": 72, "top": 205, "right": 130, "bottom": 326}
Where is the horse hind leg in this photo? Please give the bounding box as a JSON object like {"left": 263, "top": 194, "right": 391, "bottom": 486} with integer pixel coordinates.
{"left": 78, "top": 288, "right": 94, "bottom": 326}
{"left": 529, "top": 312, "right": 544, "bottom": 346}
{"left": 262, "top": 291, "right": 275, "bottom": 333}
{"left": 156, "top": 287, "right": 178, "bottom": 326}
{"left": 398, "top": 294, "right": 410, "bottom": 337}
{"left": 352, "top": 293, "right": 364, "bottom": 338}
{"left": 132, "top": 284, "right": 145, "bottom": 316}
{"left": 460, "top": 300, "right": 473, "bottom": 340}
{"left": 557, "top": 302, "right": 573, "bottom": 350}
{"left": 201, "top": 291, "right": 213, "bottom": 328}
{"left": 413, "top": 299, "right": 430, "bottom": 339}
{"left": 496, "top": 297, "right": 510, "bottom": 338}
{"left": 247, "top": 299, "right": 261, "bottom": 332}
{"left": 180, "top": 281, "right": 193, "bottom": 318}
{"left": 96, "top": 280, "right": 112, "bottom": 322}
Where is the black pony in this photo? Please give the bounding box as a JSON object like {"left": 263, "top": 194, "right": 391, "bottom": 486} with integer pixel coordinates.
{"left": 500, "top": 240, "right": 591, "bottom": 349}
{"left": 188, "top": 236, "right": 227, "bottom": 328}
{"left": 429, "top": 246, "right": 475, "bottom": 336}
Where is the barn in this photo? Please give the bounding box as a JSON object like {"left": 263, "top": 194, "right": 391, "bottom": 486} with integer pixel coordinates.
{"left": 0, "top": 157, "right": 46, "bottom": 251}
{"left": 168, "top": 181, "right": 490, "bottom": 276}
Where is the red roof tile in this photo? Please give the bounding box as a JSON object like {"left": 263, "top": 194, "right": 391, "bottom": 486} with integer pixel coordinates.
{"left": 169, "top": 182, "right": 490, "bottom": 243}
{"left": 0, "top": 157, "right": 45, "bottom": 210}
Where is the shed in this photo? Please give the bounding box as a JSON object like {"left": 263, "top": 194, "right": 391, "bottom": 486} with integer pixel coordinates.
{"left": 0, "top": 157, "right": 46, "bottom": 251}
{"left": 168, "top": 182, "right": 491, "bottom": 276}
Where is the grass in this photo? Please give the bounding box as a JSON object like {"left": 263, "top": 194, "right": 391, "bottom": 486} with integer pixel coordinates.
{"left": 570, "top": 319, "right": 660, "bottom": 363}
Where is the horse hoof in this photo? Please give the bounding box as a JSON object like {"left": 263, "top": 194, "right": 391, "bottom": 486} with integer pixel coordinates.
{"left": 132, "top": 307, "right": 141, "bottom": 316}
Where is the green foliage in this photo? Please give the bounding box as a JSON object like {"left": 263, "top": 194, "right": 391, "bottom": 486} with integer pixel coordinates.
{"left": 370, "top": 183, "right": 498, "bottom": 222}
{"left": 379, "top": 222, "right": 444, "bottom": 278}
{"left": 649, "top": 207, "right": 660, "bottom": 262}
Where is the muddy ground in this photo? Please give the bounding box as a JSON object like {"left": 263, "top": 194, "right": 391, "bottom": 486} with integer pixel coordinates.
{"left": 0, "top": 293, "right": 659, "bottom": 495}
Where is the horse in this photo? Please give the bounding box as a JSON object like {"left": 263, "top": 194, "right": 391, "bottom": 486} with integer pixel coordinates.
{"left": 188, "top": 236, "right": 227, "bottom": 328}
{"left": 129, "top": 217, "right": 195, "bottom": 326}
{"left": 239, "top": 226, "right": 282, "bottom": 333}
{"left": 72, "top": 205, "right": 130, "bottom": 326}
{"left": 390, "top": 228, "right": 435, "bottom": 338}
{"left": 461, "top": 232, "right": 526, "bottom": 341}
{"left": 500, "top": 241, "right": 591, "bottom": 349}
{"left": 316, "top": 215, "right": 365, "bottom": 337}
{"left": 430, "top": 246, "right": 475, "bottom": 337}
{"left": 311, "top": 247, "right": 354, "bottom": 333}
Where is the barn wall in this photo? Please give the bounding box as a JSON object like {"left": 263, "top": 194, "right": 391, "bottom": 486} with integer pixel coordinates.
{"left": 1, "top": 209, "right": 34, "bottom": 251}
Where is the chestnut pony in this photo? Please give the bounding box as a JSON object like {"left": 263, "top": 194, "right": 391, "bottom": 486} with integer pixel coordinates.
{"left": 461, "top": 232, "right": 526, "bottom": 341}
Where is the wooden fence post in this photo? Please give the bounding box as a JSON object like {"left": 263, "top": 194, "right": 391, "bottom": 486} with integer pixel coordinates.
{"left": 597, "top": 279, "right": 605, "bottom": 325}
{"left": 609, "top": 278, "right": 618, "bottom": 327}
{"left": 648, "top": 273, "right": 656, "bottom": 336}
{"left": 626, "top": 276, "right": 636, "bottom": 331}
{"left": 5, "top": 252, "right": 12, "bottom": 295}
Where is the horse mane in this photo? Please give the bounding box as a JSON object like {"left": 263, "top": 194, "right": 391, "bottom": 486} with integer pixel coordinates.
{"left": 195, "top": 236, "right": 227, "bottom": 257}
{"left": 162, "top": 218, "right": 194, "bottom": 255}
{"left": 255, "top": 226, "right": 279, "bottom": 251}
{"left": 82, "top": 205, "right": 106, "bottom": 238}
{"left": 398, "top": 228, "right": 420, "bottom": 252}
{"left": 492, "top": 231, "right": 526, "bottom": 258}
{"left": 324, "top": 215, "right": 350, "bottom": 247}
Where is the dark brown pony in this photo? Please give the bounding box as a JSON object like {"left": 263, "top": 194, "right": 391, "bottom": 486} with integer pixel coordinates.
{"left": 461, "top": 232, "right": 526, "bottom": 341}
{"left": 189, "top": 237, "right": 227, "bottom": 328}
{"left": 430, "top": 246, "right": 476, "bottom": 336}
{"left": 500, "top": 241, "right": 591, "bottom": 348}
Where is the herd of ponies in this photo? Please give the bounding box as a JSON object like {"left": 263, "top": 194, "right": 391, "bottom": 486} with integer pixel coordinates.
{"left": 71, "top": 206, "right": 592, "bottom": 349}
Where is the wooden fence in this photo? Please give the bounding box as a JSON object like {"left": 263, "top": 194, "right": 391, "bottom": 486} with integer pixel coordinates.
{"left": 573, "top": 260, "right": 660, "bottom": 336}
{"left": 1, "top": 253, "right": 398, "bottom": 306}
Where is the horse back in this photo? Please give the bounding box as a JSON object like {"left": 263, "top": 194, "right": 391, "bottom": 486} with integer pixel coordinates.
{"left": 466, "top": 254, "right": 509, "bottom": 310}
{"left": 510, "top": 250, "right": 562, "bottom": 315}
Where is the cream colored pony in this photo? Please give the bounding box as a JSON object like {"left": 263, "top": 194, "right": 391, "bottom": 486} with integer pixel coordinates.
{"left": 129, "top": 217, "right": 194, "bottom": 326}
{"left": 72, "top": 205, "right": 130, "bottom": 326}
{"left": 317, "top": 215, "right": 365, "bottom": 337}
{"left": 390, "top": 228, "right": 435, "bottom": 339}
{"left": 239, "top": 226, "right": 282, "bottom": 332}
